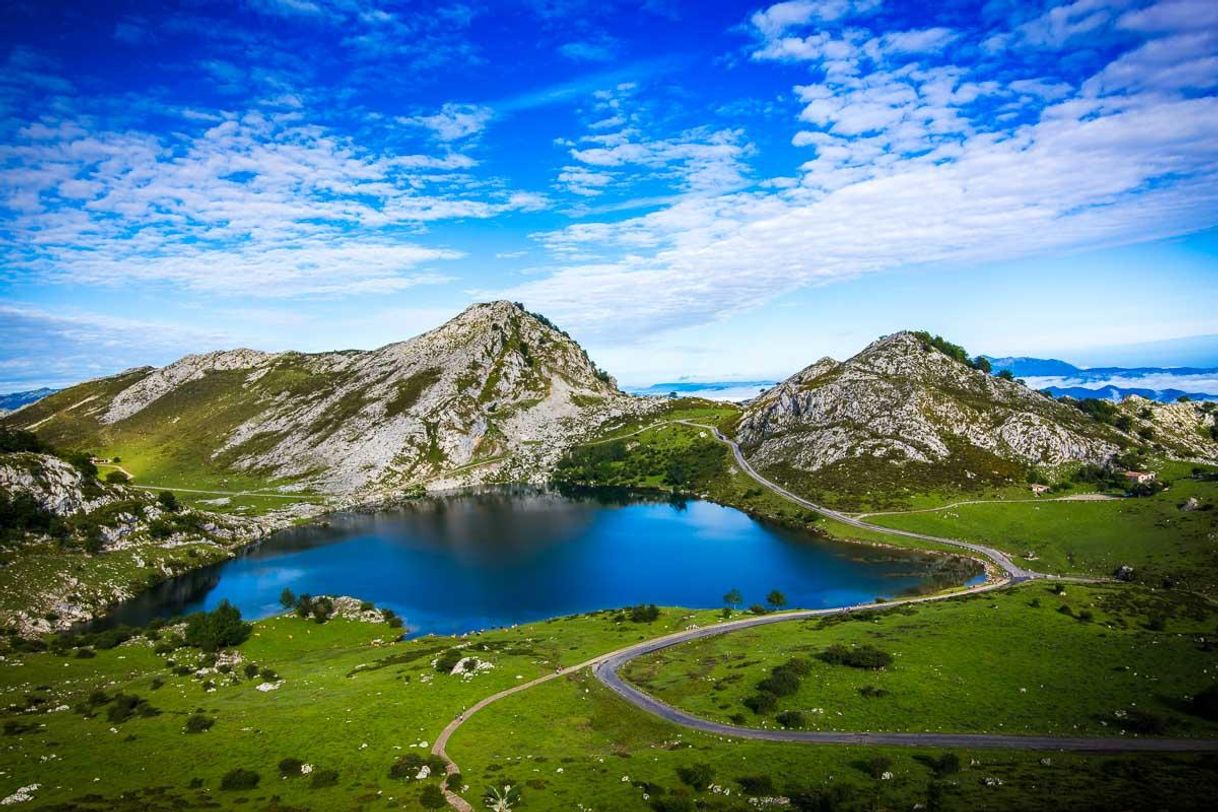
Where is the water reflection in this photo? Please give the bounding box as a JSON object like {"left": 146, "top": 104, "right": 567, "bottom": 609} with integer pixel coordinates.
{"left": 94, "top": 487, "right": 983, "bottom": 636}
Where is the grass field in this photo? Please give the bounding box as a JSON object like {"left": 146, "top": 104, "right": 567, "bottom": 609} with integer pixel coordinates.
{"left": 0, "top": 604, "right": 731, "bottom": 810}
{"left": 6, "top": 594, "right": 1218, "bottom": 811}
{"left": 866, "top": 463, "right": 1218, "bottom": 593}
{"left": 623, "top": 583, "right": 1218, "bottom": 739}
{"left": 449, "top": 662, "right": 1218, "bottom": 812}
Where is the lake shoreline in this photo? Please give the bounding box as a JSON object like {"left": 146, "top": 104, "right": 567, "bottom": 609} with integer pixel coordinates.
{"left": 77, "top": 485, "right": 982, "bottom": 637}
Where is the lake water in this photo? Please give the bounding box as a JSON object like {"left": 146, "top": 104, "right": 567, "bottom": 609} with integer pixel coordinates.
{"left": 100, "top": 488, "right": 981, "bottom": 636}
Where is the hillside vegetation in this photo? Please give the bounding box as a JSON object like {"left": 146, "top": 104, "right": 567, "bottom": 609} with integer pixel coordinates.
{"left": 3, "top": 302, "right": 639, "bottom": 499}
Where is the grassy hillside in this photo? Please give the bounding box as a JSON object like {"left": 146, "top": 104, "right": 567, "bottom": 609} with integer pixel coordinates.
{"left": 866, "top": 461, "right": 1218, "bottom": 593}
{"left": 623, "top": 582, "right": 1218, "bottom": 738}
{"left": 5, "top": 596, "right": 1218, "bottom": 811}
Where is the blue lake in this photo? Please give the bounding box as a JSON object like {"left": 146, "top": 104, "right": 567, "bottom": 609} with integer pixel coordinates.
{"left": 101, "top": 488, "right": 981, "bottom": 636}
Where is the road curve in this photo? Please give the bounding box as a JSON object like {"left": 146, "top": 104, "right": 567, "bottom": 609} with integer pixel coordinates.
{"left": 676, "top": 420, "right": 1040, "bottom": 581}
{"left": 594, "top": 601, "right": 1218, "bottom": 752}
{"left": 429, "top": 419, "right": 1158, "bottom": 809}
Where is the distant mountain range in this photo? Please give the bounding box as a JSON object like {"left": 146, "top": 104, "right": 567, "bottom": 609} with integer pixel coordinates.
{"left": 985, "top": 357, "right": 1218, "bottom": 402}
{"left": 0, "top": 387, "right": 59, "bottom": 415}
{"left": 624, "top": 380, "right": 777, "bottom": 401}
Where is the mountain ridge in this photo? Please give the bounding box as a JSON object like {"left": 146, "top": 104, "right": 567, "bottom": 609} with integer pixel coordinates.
{"left": 5, "top": 301, "right": 644, "bottom": 497}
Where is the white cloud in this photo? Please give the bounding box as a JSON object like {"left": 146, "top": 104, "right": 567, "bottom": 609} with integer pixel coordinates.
{"left": 399, "top": 102, "right": 494, "bottom": 141}
{"left": 502, "top": 87, "right": 1218, "bottom": 337}
{"left": 0, "top": 106, "right": 541, "bottom": 298}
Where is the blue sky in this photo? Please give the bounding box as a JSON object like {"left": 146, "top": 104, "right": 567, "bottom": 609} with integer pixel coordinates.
{"left": 1, "top": 0, "right": 1217, "bottom": 390}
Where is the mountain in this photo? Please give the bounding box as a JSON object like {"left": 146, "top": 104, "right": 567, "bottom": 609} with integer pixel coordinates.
{"left": 0, "top": 387, "right": 59, "bottom": 415}
{"left": 4, "top": 302, "right": 637, "bottom": 496}
{"left": 987, "top": 357, "right": 1218, "bottom": 402}
{"left": 735, "top": 332, "right": 1129, "bottom": 503}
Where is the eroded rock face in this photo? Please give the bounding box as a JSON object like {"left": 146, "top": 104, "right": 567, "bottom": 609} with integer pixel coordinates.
{"left": 19, "top": 302, "right": 645, "bottom": 497}
{"left": 737, "top": 332, "right": 1121, "bottom": 476}
{"left": 0, "top": 453, "right": 107, "bottom": 515}
{"left": 1114, "top": 397, "right": 1218, "bottom": 462}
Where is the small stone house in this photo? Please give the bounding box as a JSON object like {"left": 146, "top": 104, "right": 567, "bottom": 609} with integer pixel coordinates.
{"left": 1123, "top": 471, "right": 1156, "bottom": 484}
{"left": 1030, "top": 483, "right": 1050, "bottom": 495}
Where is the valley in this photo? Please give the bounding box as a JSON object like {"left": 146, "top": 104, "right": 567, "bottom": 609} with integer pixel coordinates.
{"left": 3, "top": 307, "right": 1218, "bottom": 811}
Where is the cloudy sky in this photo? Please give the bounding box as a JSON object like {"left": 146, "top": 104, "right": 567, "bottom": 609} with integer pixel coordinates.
{"left": 1, "top": 0, "right": 1217, "bottom": 390}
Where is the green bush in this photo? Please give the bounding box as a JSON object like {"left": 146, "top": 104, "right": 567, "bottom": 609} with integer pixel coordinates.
{"left": 818, "top": 644, "right": 892, "bottom": 670}
{"left": 219, "top": 768, "right": 260, "bottom": 791}
{"left": 776, "top": 710, "right": 806, "bottom": 728}
{"left": 184, "top": 600, "right": 251, "bottom": 652}
{"left": 676, "top": 763, "right": 713, "bottom": 790}
{"left": 310, "top": 768, "right": 339, "bottom": 788}
{"left": 737, "top": 775, "right": 775, "bottom": 794}
{"left": 434, "top": 650, "right": 463, "bottom": 674}
{"left": 865, "top": 755, "right": 893, "bottom": 779}
{"left": 183, "top": 714, "right": 214, "bottom": 734}
{"left": 279, "top": 757, "right": 304, "bottom": 776}
{"left": 743, "top": 691, "right": 778, "bottom": 714}
{"left": 419, "top": 784, "right": 448, "bottom": 809}
{"left": 628, "top": 603, "right": 660, "bottom": 623}
{"left": 1191, "top": 684, "right": 1218, "bottom": 720}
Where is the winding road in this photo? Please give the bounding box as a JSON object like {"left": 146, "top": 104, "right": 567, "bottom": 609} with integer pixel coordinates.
{"left": 430, "top": 421, "right": 1215, "bottom": 810}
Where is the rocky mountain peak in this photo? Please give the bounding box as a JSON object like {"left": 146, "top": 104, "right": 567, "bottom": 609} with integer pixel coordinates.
{"left": 735, "top": 330, "right": 1123, "bottom": 500}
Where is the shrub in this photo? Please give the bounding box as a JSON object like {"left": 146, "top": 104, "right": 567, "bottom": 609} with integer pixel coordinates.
{"left": 758, "top": 669, "right": 801, "bottom": 697}
{"left": 864, "top": 755, "right": 893, "bottom": 779}
{"left": 279, "top": 757, "right": 304, "bottom": 776}
{"left": 859, "top": 685, "right": 889, "bottom": 699}
{"left": 105, "top": 471, "right": 130, "bottom": 484}
{"left": 1191, "top": 684, "right": 1218, "bottom": 721}
{"left": 157, "top": 490, "right": 181, "bottom": 513}
{"left": 737, "top": 775, "right": 775, "bottom": 794}
{"left": 1118, "top": 708, "right": 1168, "bottom": 735}
{"left": 420, "top": 784, "right": 448, "bottom": 808}
{"left": 389, "top": 753, "right": 428, "bottom": 780}
{"left": 183, "top": 714, "right": 214, "bottom": 734}
{"left": 75, "top": 647, "right": 96, "bottom": 659}
{"left": 776, "top": 710, "right": 806, "bottom": 728}
{"left": 434, "top": 650, "right": 463, "bottom": 674}
{"left": 446, "top": 772, "right": 463, "bottom": 790}
{"left": 243, "top": 662, "right": 259, "bottom": 678}
{"left": 310, "top": 768, "right": 339, "bottom": 788}
{"left": 279, "top": 588, "right": 296, "bottom": 609}
{"left": 676, "top": 763, "right": 713, "bottom": 790}
{"left": 258, "top": 666, "right": 279, "bottom": 681}
{"left": 743, "top": 691, "right": 778, "bottom": 714}
{"left": 149, "top": 677, "right": 164, "bottom": 690}
{"left": 219, "top": 768, "right": 260, "bottom": 791}
{"left": 628, "top": 603, "right": 660, "bottom": 623}
{"left": 184, "top": 600, "right": 251, "bottom": 652}
{"left": 929, "top": 752, "right": 961, "bottom": 775}
{"left": 106, "top": 692, "right": 157, "bottom": 723}
{"left": 818, "top": 644, "right": 892, "bottom": 670}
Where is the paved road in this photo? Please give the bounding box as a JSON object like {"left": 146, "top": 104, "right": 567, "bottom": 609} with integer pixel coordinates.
{"left": 594, "top": 599, "right": 1218, "bottom": 752}
{"left": 429, "top": 419, "right": 1179, "bottom": 810}
{"left": 675, "top": 420, "right": 1040, "bottom": 581}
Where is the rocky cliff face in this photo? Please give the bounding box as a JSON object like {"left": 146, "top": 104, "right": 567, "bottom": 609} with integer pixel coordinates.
{"left": 1114, "top": 397, "right": 1218, "bottom": 461}
{"left": 0, "top": 452, "right": 275, "bottom": 634}
{"left": 11, "top": 302, "right": 643, "bottom": 496}
{"left": 736, "top": 332, "right": 1122, "bottom": 487}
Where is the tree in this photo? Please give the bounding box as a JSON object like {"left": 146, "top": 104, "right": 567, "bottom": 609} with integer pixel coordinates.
{"left": 105, "top": 470, "right": 130, "bottom": 484}
{"left": 997, "top": 369, "right": 1015, "bottom": 381}
{"left": 279, "top": 587, "right": 296, "bottom": 610}
{"left": 157, "top": 490, "right": 180, "bottom": 513}
{"left": 766, "top": 589, "right": 787, "bottom": 610}
{"left": 723, "top": 588, "right": 743, "bottom": 609}
{"left": 972, "top": 356, "right": 992, "bottom": 374}
{"left": 184, "top": 600, "right": 251, "bottom": 652}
